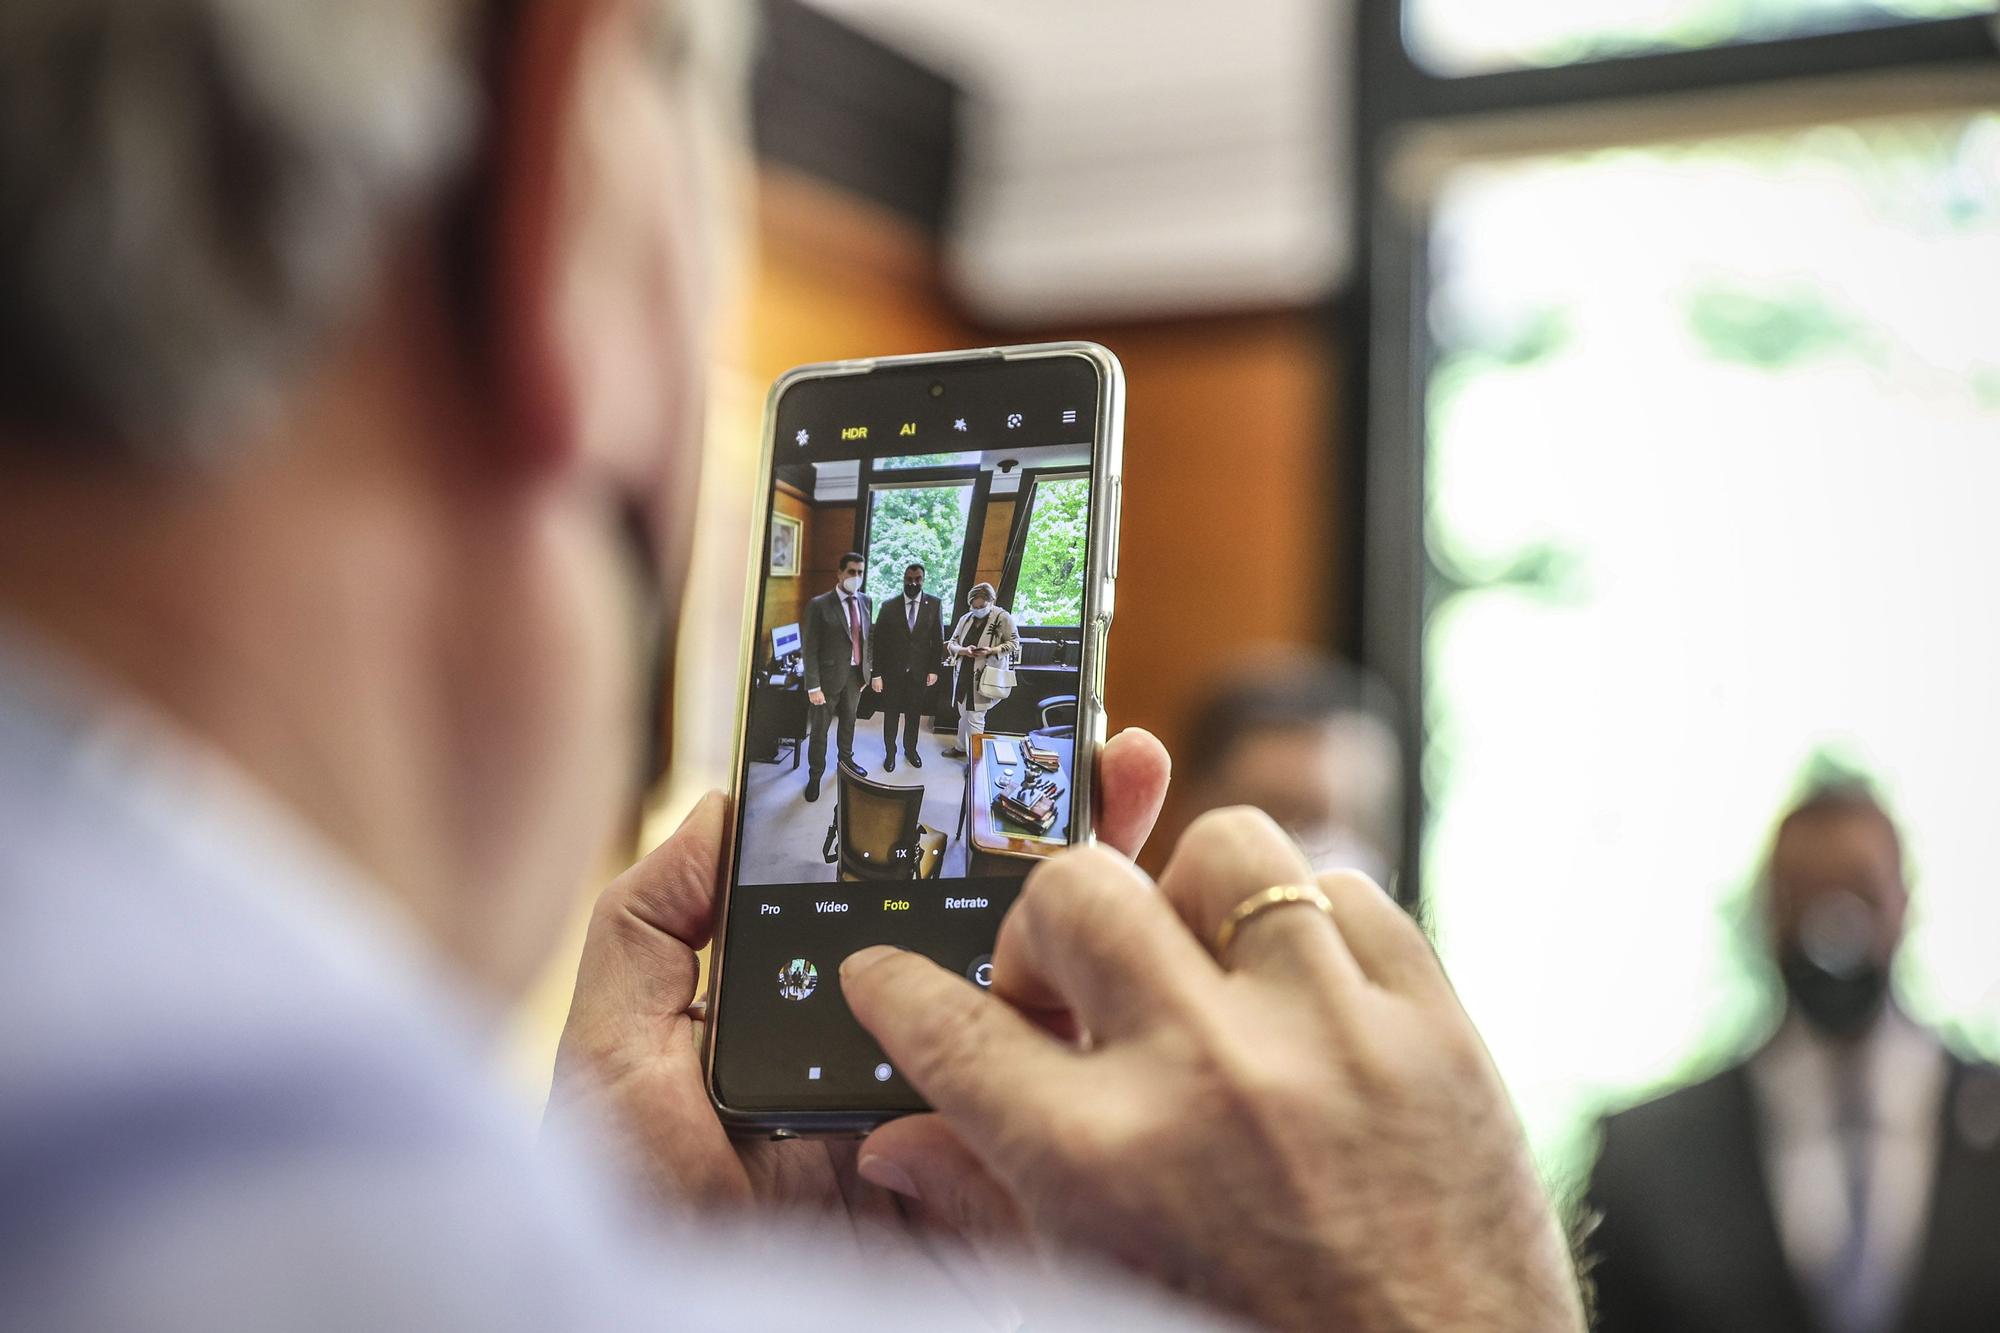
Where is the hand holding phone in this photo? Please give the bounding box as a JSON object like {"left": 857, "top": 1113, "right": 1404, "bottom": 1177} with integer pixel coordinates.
{"left": 549, "top": 729, "right": 1172, "bottom": 1244}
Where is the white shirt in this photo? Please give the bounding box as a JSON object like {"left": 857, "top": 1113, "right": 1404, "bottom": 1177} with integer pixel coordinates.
{"left": 1748, "top": 1010, "right": 1946, "bottom": 1306}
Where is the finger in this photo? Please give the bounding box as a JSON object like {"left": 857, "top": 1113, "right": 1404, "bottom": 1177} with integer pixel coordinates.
{"left": 601, "top": 790, "right": 728, "bottom": 946}
{"left": 859, "top": 1115, "right": 1029, "bottom": 1244}
{"left": 1316, "top": 869, "right": 1451, "bottom": 1000}
{"left": 1094, "top": 728, "right": 1172, "bottom": 859}
{"left": 842, "top": 947, "right": 1069, "bottom": 1144}
{"left": 1156, "top": 807, "right": 1361, "bottom": 985}
{"left": 990, "top": 844, "right": 1218, "bottom": 1039}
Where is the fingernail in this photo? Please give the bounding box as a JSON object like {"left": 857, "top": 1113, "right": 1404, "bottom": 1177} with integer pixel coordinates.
{"left": 842, "top": 945, "right": 901, "bottom": 979}
{"left": 858, "top": 1153, "right": 920, "bottom": 1200}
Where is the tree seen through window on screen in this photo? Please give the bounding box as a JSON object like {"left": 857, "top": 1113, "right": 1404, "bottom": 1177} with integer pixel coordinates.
{"left": 1012, "top": 477, "right": 1089, "bottom": 627}
{"left": 865, "top": 483, "right": 972, "bottom": 615}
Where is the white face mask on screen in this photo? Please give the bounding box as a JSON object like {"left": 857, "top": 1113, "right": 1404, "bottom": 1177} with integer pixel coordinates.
{"left": 840, "top": 575, "right": 862, "bottom": 595}
{"left": 969, "top": 603, "right": 992, "bottom": 618}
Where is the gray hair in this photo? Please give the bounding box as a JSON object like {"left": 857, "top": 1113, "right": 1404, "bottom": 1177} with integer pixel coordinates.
{"left": 0, "top": 0, "right": 746, "bottom": 462}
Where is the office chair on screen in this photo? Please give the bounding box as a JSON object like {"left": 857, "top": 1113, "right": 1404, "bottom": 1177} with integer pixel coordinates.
{"left": 822, "top": 761, "right": 948, "bottom": 881}
{"left": 1033, "top": 694, "right": 1077, "bottom": 741}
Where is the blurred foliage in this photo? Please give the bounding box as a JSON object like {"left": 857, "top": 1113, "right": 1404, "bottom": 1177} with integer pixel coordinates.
{"left": 1416, "top": 107, "right": 2000, "bottom": 1188}
{"left": 1686, "top": 286, "right": 1863, "bottom": 368}
{"left": 1413, "top": 0, "right": 1996, "bottom": 72}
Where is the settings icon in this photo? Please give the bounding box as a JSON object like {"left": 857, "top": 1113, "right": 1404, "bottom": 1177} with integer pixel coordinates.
{"left": 794, "top": 429, "right": 810, "bottom": 447}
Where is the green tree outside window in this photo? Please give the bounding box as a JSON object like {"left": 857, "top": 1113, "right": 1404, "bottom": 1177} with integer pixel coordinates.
{"left": 1012, "top": 477, "right": 1089, "bottom": 626}
{"left": 865, "top": 483, "right": 972, "bottom": 614}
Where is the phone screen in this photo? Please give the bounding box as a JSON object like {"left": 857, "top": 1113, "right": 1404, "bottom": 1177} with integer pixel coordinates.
{"left": 709, "top": 350, "right": 1113, "bottom": 1122}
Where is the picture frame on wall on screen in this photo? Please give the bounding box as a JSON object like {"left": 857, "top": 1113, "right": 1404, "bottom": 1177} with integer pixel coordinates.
{"left": 769, "top": 511, "right": 801, "bottom": 577}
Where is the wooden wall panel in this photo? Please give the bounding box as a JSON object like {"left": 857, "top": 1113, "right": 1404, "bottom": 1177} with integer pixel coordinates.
{"left": 760, "top": 484, "right": 812, "bottom": 652}
{"left": 973, "top": 497, "right": 1016, "bottom": 595}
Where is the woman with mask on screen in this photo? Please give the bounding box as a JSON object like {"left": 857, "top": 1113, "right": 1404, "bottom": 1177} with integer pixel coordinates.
{"left": 942, "top": 582, "right": 1021, "bottom": 760}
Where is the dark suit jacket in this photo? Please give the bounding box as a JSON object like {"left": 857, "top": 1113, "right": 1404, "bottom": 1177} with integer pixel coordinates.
{"left": 871, "top": 593, "right": 944, "bottom": 681}
{"left": 801, "top": 588, "right": 872, "bottom": 693}
{"left": 1588, "top": 1049, "right": 2000, "bottom": 1333}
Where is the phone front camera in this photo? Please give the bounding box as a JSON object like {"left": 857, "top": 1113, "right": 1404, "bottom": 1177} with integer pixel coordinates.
{"left": 929, "top": 382, "right": 945, "bottom": 398}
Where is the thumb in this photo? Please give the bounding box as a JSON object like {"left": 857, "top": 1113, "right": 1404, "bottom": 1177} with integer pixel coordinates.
{"left": 566, "top": 792, "right": 728, "bottom": 1036}
{"left": 600, "top": 790, "right": 729, "bottom": 944}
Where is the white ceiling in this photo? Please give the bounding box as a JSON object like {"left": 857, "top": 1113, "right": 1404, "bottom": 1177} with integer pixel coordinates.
{"left": 798, "top": 0, "right": 1355, "bottom": 323}
{"left": 810, "top": 443, "right": 1090, "bottom": 501}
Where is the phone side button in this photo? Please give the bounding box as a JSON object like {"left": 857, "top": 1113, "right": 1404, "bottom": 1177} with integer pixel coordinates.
{"left": 1106, "top": 477, "right": 1122, "bottom": 578}
{"left": 1089, "top": 617, "right": 1110, "bottom": 708}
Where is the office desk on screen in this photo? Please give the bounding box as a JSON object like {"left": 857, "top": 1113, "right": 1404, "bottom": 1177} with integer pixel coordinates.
{"left": 961, "top": 732, "right": 1074, "bottom": 876}
{"left": 749, "top": 664, "right": 805, "bottom": 769}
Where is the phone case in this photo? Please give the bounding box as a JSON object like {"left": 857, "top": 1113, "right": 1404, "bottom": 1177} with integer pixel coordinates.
{"left": 703, "top": 341, "right": 1125, "bottom": 1137}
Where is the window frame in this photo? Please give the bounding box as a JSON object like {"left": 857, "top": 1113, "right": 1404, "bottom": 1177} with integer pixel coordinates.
{"left": 1349, "top": 5, "right": 2000, "bottom": 903}
{"left": 855, "top": 458, "right": 983, "bottom": 616}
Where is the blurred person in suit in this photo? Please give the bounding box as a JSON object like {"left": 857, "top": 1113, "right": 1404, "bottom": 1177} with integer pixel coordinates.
{"left": 1588, "top": 783, "right": 2000, "bottom": 1333}
{"left": 941, "top": 582, "right": 1020, "bottom": 760}
{"left": 800, "top": 550, "right": 871, "bottom": 800}
{"left": 870, "top": 561, "right": 942, "bottom": 773}
{"left": 1178, "top": 651, "right": 1404, "bottom": 885}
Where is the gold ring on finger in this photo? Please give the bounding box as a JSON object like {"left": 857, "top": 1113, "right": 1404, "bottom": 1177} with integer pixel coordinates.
{"left": 1213, "top": 883, "right": 1338, "bottom": 964}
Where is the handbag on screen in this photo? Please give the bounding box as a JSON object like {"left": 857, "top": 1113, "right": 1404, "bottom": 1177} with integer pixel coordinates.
{"left": 975, "top": 616, "right": 1018, "bottom": 703}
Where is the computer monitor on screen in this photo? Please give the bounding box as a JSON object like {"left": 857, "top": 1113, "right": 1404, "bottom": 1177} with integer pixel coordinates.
{"left": 772, "top": 623, "right": 801, "bottom": 661}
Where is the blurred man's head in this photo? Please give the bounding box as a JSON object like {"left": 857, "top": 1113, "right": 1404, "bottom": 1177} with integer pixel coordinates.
{"left": 837, "top": 553, "right": 864, "bottom": 592}
{"left": 904, "top": 563, "right": 924, "bottom": 596}
{"left": 1182, "top": 652, "right": 1402, "bottom": 883}
{"left": 1760, "top": 784, "right": 1909, "bottom": 1041}
{"left": 0, "top": 0, "right": 745, "bottom": 992}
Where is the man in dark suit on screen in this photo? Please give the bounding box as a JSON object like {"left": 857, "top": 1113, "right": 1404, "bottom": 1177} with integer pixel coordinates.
{"left": 870, "top": 562, "right": 944, "bottom": 773}
{"left": 801, "top": 551, "right": 873, "bottom": 802}
{"left": 1588, "top": 784, "right": 2000, "bottom": 1333}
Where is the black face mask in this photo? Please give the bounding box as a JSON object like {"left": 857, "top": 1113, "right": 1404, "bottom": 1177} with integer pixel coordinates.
{"left": 904, "top": 581, "right": 923, "bottom": 597}
{"left": 1780, "top": 947, "right": 1890, "bottom": 1040}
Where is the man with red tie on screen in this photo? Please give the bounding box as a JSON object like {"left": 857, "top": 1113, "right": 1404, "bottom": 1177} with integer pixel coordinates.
{"left": 802, "top": 551, "right": 873, "bottom": 802}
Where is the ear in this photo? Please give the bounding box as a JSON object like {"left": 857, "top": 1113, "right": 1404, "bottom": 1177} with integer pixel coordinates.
{"left": 485, "top": 0, "right": 601, "bottom": 472}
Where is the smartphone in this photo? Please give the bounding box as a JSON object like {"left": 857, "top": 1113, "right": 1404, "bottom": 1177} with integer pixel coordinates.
{"left": 704, "top": 342, "right": 1124, "bottom": 1135}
